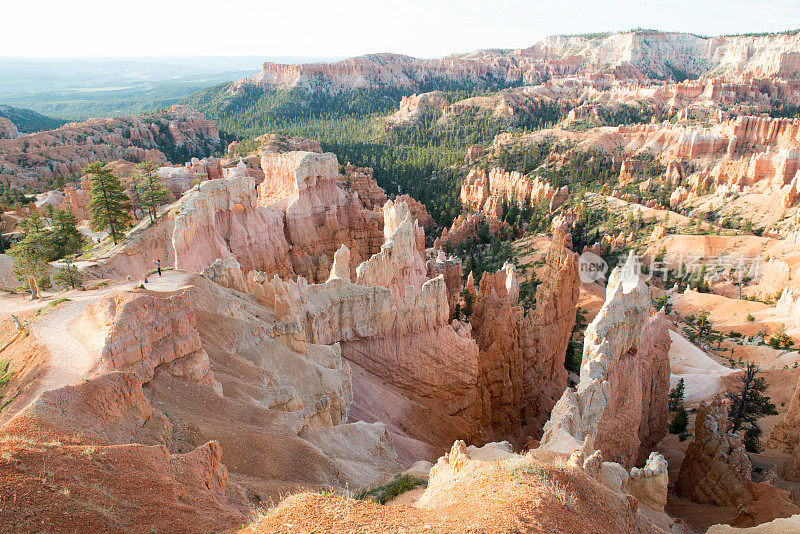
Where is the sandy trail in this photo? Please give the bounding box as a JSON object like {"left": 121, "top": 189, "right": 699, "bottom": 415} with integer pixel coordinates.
{"left": 21, "top": 271, "right": 192, "bottom": 399}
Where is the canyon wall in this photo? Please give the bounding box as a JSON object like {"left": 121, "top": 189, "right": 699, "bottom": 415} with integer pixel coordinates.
{"left": 469, "top": 221, "right": 580, "bottom": 442}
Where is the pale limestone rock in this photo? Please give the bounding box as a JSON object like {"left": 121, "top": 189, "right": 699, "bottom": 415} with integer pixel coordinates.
{"left": 626, "top": 452, "right": 669, "bottom": 512}
{"left": 540, "top": 252, "right": 670, "bottom": 468}
{"left": 201, "top": 258, "right": 248, "bottom": 293}
{"left": 97, "top": 151, "right": 382, "bottom": 282}
{"left": 706, "top": 515, "right": 800, "bottom": 534}
{"left": 327, "top": 244, "right": 351, "bottom": 283}
{"left": 258, "top": 151, "right": 383, "bottom": 281}
{"left": 76, "top": 291, "right": 222, "bottom": 396}
{"left": 299, "top": 421, "right": 402, "bottom": 487}
{"left": 355, "top": 199, "right": 427, "bottom": 300}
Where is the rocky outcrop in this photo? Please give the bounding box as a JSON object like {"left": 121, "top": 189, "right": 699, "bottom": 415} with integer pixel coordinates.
{"left": 461, "top": 167, "right": 568, "bottom": 219}
{"left": 540, "top": 253, "right": 670, "bottom": 468}
{"left": 0, "top": 105, "right": 222, "bottom": 191}
{"left": 259, "top": 151, "right": 384, "bottom": 282}
{"left": 248, "top": 266, "right": 479, "bottom": 436}
{"left": 470, "top": 221, "right": 580, "bottom": 442}
{"left": 0, "top": 117, "right": 21, "bottom": 139}
{"left": 436, "top": 212, "right": 509, "bottom": 248}
{"left": 676, "top": 397, "right": 798, "bottom": 521}
{"left": 97, "top": 151, "right": 384, "bottom": 282}
{"left": 201, "top": 257, "right": 249, "bottom": 293}
{"left": 236, "top": 31, "right": 800, "bottom": 96}
{"left": 354, "top": 199, "right": 427, "bottom": 299}
{"left": 172, "top": 175, "right": 292, "bottom": 277}
{"left": 339, "top": 164, "right": 387, "bottom": 209}
{"left": 396, "top": 194, "right": 434, "bottom": 228}
{"left": 386, "top": 91, "right": 448, "bottom": 126}
{"left": 776, "top": 286, "right": 800, "bottom": 329}
{"left": 61, "top": 176, "right": 92, "bottom": 220}
{"left": 426, "top": 250, "right": 462, "bottom": 320}
{"left": 75, "top": 291, "right": 222, "bottom": 394}
{"left": 676, "top": 397, "right": 753, "bottom": 506}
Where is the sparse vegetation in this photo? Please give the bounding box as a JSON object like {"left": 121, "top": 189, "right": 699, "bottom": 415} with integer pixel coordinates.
{"left": 726, "top": 363, "right": 778, "bottom": 452}
{"left": 353, "top": 474, "right": 427, "bottom": 504}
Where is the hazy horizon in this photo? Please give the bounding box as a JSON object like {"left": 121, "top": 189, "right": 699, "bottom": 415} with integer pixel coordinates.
{"left": 4, "top": 0, "right": 799, "bottom": 59}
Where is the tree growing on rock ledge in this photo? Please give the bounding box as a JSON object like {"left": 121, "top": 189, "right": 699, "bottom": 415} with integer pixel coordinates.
{"left": 727, "top": 363, "right": 777, "bottom": 452}
{"left": 85, "top": 162, "right": 131, "bottom": 245}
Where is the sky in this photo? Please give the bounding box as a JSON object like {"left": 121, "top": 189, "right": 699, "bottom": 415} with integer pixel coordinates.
{"left": 3, "top": 0, "right": 800, "bottom": 59}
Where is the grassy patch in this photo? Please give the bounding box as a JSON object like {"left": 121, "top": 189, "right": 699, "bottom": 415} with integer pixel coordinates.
{"left": 34, "top": 297, "right": 70, "bottom": 317}
{"left": 353, "top": 474, "right": 427, "bottom": 505}
{"left": 0, "top": 360, "right": 11, "bottom": 389}
{"left": 146, "top": 266, "right": 174, "bottom": 276}
{"left": 512, "top": 463, "right": 576, "bottom": 510}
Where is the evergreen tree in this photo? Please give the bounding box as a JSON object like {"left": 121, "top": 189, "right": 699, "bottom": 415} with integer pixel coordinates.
{"left": 54, "top": 261, "right": 84, "bottom": 290}
{"left": 668, "top": 378, "right": 685, "bottom": 412}
{"left": 135, "top": 162, "right": 169, "bottom": 223}
{"left": 726, "top": 363, "right": 778, "bottom": 452}
{"left": 668, "top": 405, "right": 689, "bottom": 434}
{"left": 8, "top": 214, "right": 54, "bottom": 299}
{"left": 85, "top": 162, "right": 131, "bottom": 245}
{"left": 46, "top": 206, "right": 84, "bottom": 258}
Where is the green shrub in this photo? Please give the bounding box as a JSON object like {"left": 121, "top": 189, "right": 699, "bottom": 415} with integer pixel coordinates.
{"left": 353, "top": 475, "right": 427, "bottom": 505}
{"left": 668, "top": 405, "right": 689, "bottom": 434}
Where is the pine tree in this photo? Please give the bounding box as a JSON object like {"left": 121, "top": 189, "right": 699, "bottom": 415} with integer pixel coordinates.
{"left": 8, "top": 214, "right": 54, "bottom": 299}
{"left": 54, "top": 261, "right": 84, "bottom": 290}
{"left": 668, "top": 405, "right": 689, "bottom": 434}
{"left": 668, "top": 378, "right": 685, "bottom": 412}
{"left": 727, "top": 363, "right": 778, "bottom": 452}
{"left": 48, "top": 206, "right": 84, "bottom": 258}
{"left": 135, "top": 162, "right": 169, "bottom": 223}
{"left": 85, "top": 162, "right": 131, "bottom": 245}
{"left": 727, "top": 363, "right": 777, "bottom": 431}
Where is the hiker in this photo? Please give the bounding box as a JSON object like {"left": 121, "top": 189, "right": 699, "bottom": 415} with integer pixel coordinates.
{"left": 154, "top": 258, "right": 162, "bottom": 276}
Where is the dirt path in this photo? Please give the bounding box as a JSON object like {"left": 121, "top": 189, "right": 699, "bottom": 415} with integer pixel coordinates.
{"left": 20, "top": 270, "right": 192, "bottom": 398}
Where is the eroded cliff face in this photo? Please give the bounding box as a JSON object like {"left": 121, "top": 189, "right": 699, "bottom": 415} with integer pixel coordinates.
{"left": 235, "top": 31, "right": 800, "bottom": 97}
{"left": 75, "top": 291, "right": 222, "bottom": 394}
{"left": 97, "top": 151, "right": 384, "bottom": 282}
{"left": 461, "top": 167, "right": 569, "bottom": 219}
{"left": 469, "top": 223, "right": 579, "bottom": 443}
{"left": 171, "top": 175, "right": 292, "bottom": 277}
{"left": 539, "top": 253, "right": 670, "bottom": 468}
{"left": 354, "top": 199, "right": 427, "bottom": 299}
{"left": 0, "top": 105, "right": 222, "bottom": 191}
{"left": 258, "top": 151, "right": 384, "bottom": 282}
{"left": 242, "top": 207, "right": 481, "bottom": 456}
{"left": 340, "top": 164, "right": 387, "bottom": 210}
{"left": 0, "top": 273, "right": 407, "bottom": 531}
